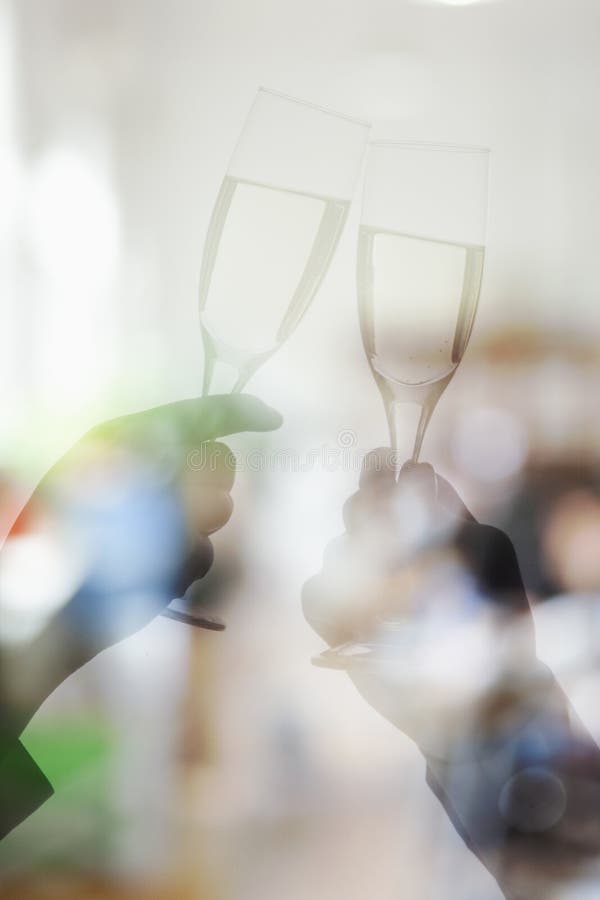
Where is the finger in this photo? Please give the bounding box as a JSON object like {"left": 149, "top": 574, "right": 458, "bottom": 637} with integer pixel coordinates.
{"left": 302, "top": 574, "right": 345, "bottom": 646}
{"left": 322, "top": 534, "right": 354, "bottom": 569}
{"left": 303, "top": 543, "right": 382, "bottom": 646}
{"left": 190, "top": 487, "right": 234, "bottom": 535}
{"left": 389, "top": 463, "right": 437, "bottom": 521}
{"left": 343, "top": 490, "right": 393, "bottom": 534}
{"left": 359, "top": 447, "right": 397, "bottom": 489}
{"left": 181, "top": 578, "right": 206, "bottom": 607}
{"left": 397, "top": 462, "right": 436, "bottom": 496}
{"left": 342, "top": 491, "right": 362, "bottom": 532}
{"left": 435, "top": 474, "right": 477, "bottom": 522}
{"left": 188, "top": 441, "right": 236, "bottom": 491}
{"left": 179, "top": 394, "right": 283, "bottom": 442}
{"left": 173, "top": 537, "right": 214, "bottom": 597}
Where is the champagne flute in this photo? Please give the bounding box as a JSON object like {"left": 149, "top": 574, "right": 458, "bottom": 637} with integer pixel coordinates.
{"left": 165, "top": 89, "right": 370, "bottom": 628}
{"left": 358, "top": 141, "right": 490, "bottom": 467}
{"left": 199, "top": 87, "right": 370, "bottom": 394}
{"left": 312, "top": 141, "right": 490, "bottom": 670}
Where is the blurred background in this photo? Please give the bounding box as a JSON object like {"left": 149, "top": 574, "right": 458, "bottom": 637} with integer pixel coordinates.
{"left": 1, "top": 0, "right": 600, "bottom": 897}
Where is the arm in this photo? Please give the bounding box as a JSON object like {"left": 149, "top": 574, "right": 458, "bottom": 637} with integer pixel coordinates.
{"left": 424, "top": 666, "right": 600, "bottom": 899}
{"left": 0, "top": 393, "right": 282, "bottom": 840}
{"left": 304, "top": 452, "right": 600, "bottom": 898}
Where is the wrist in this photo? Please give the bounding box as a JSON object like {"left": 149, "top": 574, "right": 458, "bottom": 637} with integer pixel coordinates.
{"left": 420, "top": 659, "right": 561, "bottom": 766}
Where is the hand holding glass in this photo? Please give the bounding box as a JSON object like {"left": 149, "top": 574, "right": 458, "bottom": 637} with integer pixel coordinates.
{"left": 166, "top": 90, "right": 369, "bottom": 627}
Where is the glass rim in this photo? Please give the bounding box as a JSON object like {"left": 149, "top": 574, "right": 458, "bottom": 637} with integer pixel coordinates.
{"left": 369, "top": 139, "right": 490, "bottom": 154}
{"left": 257, "top": 86, "right": 371, "bottom": 129}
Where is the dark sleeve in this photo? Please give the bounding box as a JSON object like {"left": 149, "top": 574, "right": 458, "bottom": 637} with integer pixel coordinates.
{"left": 0, "top": 739, "right": 54, "bottom": 841}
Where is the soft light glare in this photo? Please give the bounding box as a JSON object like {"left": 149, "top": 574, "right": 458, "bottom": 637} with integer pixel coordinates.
{"left": 452, "top": 406, "right": 528, "bottom": 482}
{"left": 27, "top": 144, "right": 120, "bottom": 412}
{"left": 0, "top": 532, "right": 85, "bottom": 642}
{"left": 28, "top": 145, "right": 119, "bottom": 286}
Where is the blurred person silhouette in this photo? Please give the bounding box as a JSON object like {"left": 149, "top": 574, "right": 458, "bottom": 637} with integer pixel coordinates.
{"left": 304, "top": 450, "right": 600, "bottom": 900}
{"left": 499, "top": 463, "right": 600, "bottom": 602}
{"left": 0, "top": 393, "right": 282, "bottom": 841}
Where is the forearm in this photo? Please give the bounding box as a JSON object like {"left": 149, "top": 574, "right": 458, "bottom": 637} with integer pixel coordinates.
{"left": 0, "top": 589, "right": 112, "bottom": 780}
{"left": 424, "top": 664, "right": 600, "bottom": 899}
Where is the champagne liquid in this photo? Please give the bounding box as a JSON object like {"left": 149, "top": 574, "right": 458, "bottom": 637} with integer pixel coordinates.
{"left": 357, "top": 226, "right": 484, "bottom": 459}
{"left": 199, "top": 175, "right": 349, "bottom": 390}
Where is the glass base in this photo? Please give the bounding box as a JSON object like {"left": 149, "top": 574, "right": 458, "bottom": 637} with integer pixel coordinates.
{"left": 161, "top": 607, "right": 226, "bottom": 630}
{"left": 312, "top": 642, "right": 379, "bottom": 670}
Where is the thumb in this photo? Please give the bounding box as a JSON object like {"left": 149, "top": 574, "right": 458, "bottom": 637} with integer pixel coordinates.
{"left": 186, "top": 394, "right": 283, "bottom": 441}
{"left": 435, "top": 473, "right": 477, "bottom": 523}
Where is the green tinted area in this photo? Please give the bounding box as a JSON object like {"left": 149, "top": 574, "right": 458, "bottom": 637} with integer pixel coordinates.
{"left": 0, "top": 718, "right": 116, "bottom": 873}
{"left": 21, "top": 717, "right": 113, "bottom": 789}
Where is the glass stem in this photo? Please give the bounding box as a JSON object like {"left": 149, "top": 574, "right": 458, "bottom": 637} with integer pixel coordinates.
{"left": 202, "top": 347, "right": 254, "bottom": 396}
{"left": 386, "top": 396, "right": 438, "bottom": 477}
{"left": 231, "top": 369, "right": 251, "bottom": 393}
{"left": 386, "top": 401, "right": 406, "bottom": 481}
{"left": 202, "top": 352, "right": 215, "bottom": 397}
{"left": 412, "top": 401, "right": 436, "bottom": 463}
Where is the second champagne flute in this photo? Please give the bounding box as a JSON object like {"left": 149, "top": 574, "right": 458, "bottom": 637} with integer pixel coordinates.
{"left": 358, "top": 141, "right": 490, "bottom": 467}
{"left": 311, "top": 141, "right": 491, "bottom": 671}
